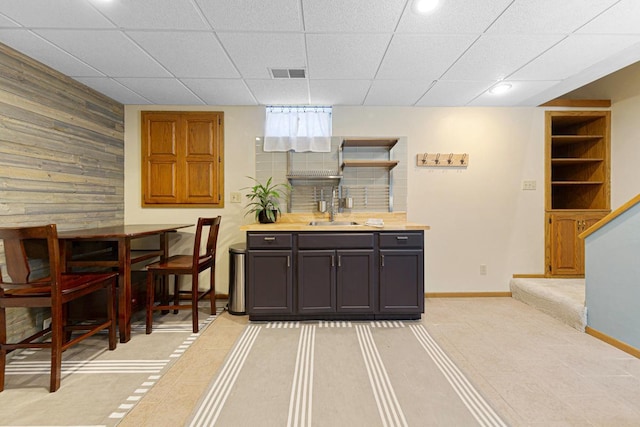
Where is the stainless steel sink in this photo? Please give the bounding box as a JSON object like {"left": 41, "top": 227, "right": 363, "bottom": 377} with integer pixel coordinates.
{"left": 308, "top": 221, "right": 360, "bottom": 226}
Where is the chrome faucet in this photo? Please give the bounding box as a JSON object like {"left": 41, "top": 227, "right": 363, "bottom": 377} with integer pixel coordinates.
{"left": 328, "top": 187, "right": 337, "bottom": 222}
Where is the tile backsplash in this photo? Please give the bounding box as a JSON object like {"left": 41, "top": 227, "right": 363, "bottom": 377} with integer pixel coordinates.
{"left": 255, "top": 137, "right": 407, "bottom": 213}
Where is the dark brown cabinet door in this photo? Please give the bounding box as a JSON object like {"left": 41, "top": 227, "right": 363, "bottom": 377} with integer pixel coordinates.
{"left": 297, "top": 249, "right": 376, "bottom": 314}
{"left": 336, "top": 249, "right": 375, "bottom": 313}
{"left": 379, "top": 249, "right": 424, "bottom": 313}
{"left": 297, "top": 250, "right": 336, "bottom": 314}
{"left": 247, "top": 250, "right": 293, "bottom": 314}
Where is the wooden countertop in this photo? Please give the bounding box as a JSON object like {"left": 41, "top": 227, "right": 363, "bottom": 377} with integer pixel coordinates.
{"left": 240, "top": 212, "right": 430, "bottom": 232}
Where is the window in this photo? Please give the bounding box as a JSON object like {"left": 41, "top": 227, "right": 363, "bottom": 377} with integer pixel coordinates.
{"left": 263, "top": 106, "right": 332, "bottom": 152}
{"left": 141, "top": 111, "right": 224, "bottom": 207}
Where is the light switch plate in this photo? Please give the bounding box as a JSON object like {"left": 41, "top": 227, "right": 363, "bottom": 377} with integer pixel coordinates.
{"left": 522, "top": 180, "right": 536, "bottom": 190}
{"left": 230, "top": 192, "right": 242, "bottom": 203}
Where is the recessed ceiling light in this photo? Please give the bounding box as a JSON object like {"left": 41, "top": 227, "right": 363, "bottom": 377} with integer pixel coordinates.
{"left": 413, "top": 0, "right": 440, "bottom": 14}
{"left": 489, "top": 82, "right": 512, "bottom": 95}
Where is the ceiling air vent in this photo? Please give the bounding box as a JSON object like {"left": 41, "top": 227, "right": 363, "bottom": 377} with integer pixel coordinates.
{"left": 270, "top": 68, "right": 306, "bottom": 79}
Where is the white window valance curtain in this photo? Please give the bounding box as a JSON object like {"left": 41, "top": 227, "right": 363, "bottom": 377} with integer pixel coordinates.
{"left": 263, "top": 106, "right": 332, "bottom": 152}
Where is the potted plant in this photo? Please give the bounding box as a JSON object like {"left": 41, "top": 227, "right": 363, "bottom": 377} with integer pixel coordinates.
{"left": 243, "top": 177, "right": 291, "bottom": 223}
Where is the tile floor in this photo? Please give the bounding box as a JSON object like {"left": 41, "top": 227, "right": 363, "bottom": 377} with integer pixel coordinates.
{"left": 121, "top": 298, "right": 640, "bottom": 426}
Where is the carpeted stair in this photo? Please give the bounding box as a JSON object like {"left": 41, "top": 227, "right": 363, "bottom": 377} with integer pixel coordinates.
{"left": 510, "top": 277, "right": 587, "bottom": 331}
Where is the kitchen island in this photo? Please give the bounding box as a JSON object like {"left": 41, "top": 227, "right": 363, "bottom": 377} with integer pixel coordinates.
{"left": 241, "top": 213, "right": 429, "bottom": 321}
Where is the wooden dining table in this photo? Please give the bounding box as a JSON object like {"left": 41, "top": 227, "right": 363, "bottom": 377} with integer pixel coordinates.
{"left": 58, "top": 224, "right": 192, "bottom": 343}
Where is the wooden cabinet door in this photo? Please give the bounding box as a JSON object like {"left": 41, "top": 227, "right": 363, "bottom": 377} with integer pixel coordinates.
{"left": 548, "top": 212, "right": 606, "bottom": 276}
{"left": 247, "top": 250, "right": 293, "bottom": 314}
{"left": 578, "top": 213, "right": 608, "bottom": 273}
{"left": 336, "top": 249, "right": 375, "bottom": 313}
{"left": 142, "top": 111, "right": 223, "bottom": 206}
{"left": 297, "top": 250, "right": 336, "bottom": 314}
{"left": 548, "top": 214, "right": 581, "bottom": 276}
{"left": 142, "top": 112, "right": 180, "bottom": 204}
{"left": 379, "top": 249, "right": 424, "bottom": 313}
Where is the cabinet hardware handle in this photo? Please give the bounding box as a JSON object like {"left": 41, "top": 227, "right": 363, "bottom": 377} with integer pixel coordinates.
{"left": 287, "top": 256, "right": 290, "bottom": 268}
{"left": 380, "top": 254, "right": 385, "bottom": 267}
{"left": 263, "top": 237, "right": 276, "bottom": 241}
{"left": 337, "top": 255, "right": 341, "bottom": 267}
{"left": 396, "top": 236, "right": 409, "bottom": 240}
{"left": 331, "top": 255, "right": 335, "bottom": 267}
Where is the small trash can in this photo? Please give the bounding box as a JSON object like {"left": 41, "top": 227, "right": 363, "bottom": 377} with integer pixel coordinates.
{"left": 228, "top": 243, "right": 246, "bottom": 315}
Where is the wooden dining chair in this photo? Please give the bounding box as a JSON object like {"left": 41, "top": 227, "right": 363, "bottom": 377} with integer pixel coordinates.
{"left": 0, "top": 224, "right": 117, "bottom": 392}
{"left": 146, "top": 216, "right": 221, "bottom": 334}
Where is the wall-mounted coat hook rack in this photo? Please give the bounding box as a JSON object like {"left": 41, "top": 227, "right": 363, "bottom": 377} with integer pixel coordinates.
{"left": 416, "top": 153, "right": 469, "bottom": 168}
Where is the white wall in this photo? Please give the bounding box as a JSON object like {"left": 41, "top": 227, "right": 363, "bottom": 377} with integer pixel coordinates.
{"left": 333, "top": 107, "right": 546, "bottom": 292}
{"left": 611, "top": 94, "right": 640, "bottom": 207}
{"left": 124, "top": 105, "right": 548, "bottom": 294}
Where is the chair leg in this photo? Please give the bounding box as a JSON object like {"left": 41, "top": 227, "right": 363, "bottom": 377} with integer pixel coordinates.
{"left": 192, "top": 274, "right": 199, "bottom": 333}
{"left": 146, "top": 270, "right": 155, "bottom": 334}
{"left": 50, "top": 304, "right": 63, "bottom": 392}
{"left": 173, "top": 275, "right": 180, "bottom": 315}
{"left": 0, "top": 306, "right": 6, "bottom": 392}
{"left": 107, "top": 277, "right": 117, "bottom": 350}
{"left": 209, "top": 264, "right": 216, "bottom": 316}
{"left": 63, "top": 303, "right": 72, "bottom": 343}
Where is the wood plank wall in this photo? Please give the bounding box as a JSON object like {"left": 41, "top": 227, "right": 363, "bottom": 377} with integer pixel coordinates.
{"left": 0, "top": 42, "right": 125, "bottom": 341}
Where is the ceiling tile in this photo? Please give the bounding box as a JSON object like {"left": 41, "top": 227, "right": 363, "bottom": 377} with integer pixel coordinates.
{"left": 0, "top": 13, "right": 20, "bottom": 27}
{"left": 1, "top": 0, "right": 638, "bottom": 106}
{"left": 181, "top": 79, "right": 258, "bottom": 105}
{"left": 416, "top": 81, "right": 493, "bottom": 106}
{"left": 115, "top": 78, "right": 204, "bottom": 105}
{"left": 309, "top": 80, "right": 371, "bottom": 105}
{"left": 365, "top": 80, "right": 433, "bottom": 106}
{"left": 396, "top": 0, "right": 513, "bottom": 33}
{"left": 73, "top": 77, "right": 151, "bottom": 104}
{"left": 443, "top": 34, "right": 565, "bottom": 81}
{"left": 468, "top": 80, "right": 562, "bottom": 106}
{"left": 33, "top": 29, "right": 172, "bottom": 78}
{"left": 511, "top": 35, "right": 640, "bottom": 81}
{"left": 377, "top": 34, "right": 477, "bottom": 80}
{"left": 0, "top": 29, "right": 103, "bottom": 77}
{"left": 486, "top": 0, "right": 618, "bottom": 34}
{"left": 302, "top": 0, "right": 405, "bottom": 32}
{"left": 0, "top": 0, "right": 114, "bottom": 28}
{"left": 577, "top": 0, "right": 640, "bottom": 34}
{"left": 217, "top": 32, "right": 305, "bottom": 79}
{"left": 306, "top": 33, "right": 391, "bottom": 79}
{"left": 91, "top": 0, "right": 209, "bottom": 30}
{"left": 127, "top": 31, "right": 239, "bottom": 78}
{"left": 245, "top": 79, "right": 309, "bottom": 105}
{"left": 196, "top": 0, "right": 302, "bottom": 31}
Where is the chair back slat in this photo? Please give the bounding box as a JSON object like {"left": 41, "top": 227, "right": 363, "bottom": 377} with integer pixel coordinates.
{"left": 3, "top": 239, "right": 32, "bottom": 283}
{"left": 191, "top": 216, "right": 221, "bottom": 266}
{"left": 0, "top": 225, "right": 58, "bottom": 284}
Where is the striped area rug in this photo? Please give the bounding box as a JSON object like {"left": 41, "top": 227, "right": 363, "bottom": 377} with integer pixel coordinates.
{"left": 187, "top": 321, "right": 507, "bottom": 427}
{"left": 0, "top": 308, "right": 219, "bottom": 427}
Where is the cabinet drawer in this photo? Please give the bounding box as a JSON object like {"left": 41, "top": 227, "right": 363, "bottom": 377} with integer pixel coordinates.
{"left": 379, "top": 232, "right": 423, "bottom": 248}
{"left": 248, "top": 233, "right": 292, "bottom": 249}
{"left": 298, "top": 233, "right": 374, "bottom": 249}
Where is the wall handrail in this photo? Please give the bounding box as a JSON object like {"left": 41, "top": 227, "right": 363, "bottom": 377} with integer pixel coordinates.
{"left": 580, "top": 193, "right": 640, "bottom": 239}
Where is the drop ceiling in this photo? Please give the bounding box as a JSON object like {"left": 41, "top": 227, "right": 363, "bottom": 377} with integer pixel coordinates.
{"left": 1, "top": 0, "right": 640, "bottom": 107}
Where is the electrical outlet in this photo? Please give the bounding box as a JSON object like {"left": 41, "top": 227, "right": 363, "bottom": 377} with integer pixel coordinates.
{"left": 522, "top": 180, "right": 536, "bottom": 190}
{"left": 230, "top": 192, "right": 242, "bottom": 203}
{"left": 43, "top": 317, "right": 52, "bottom": 330}
{"left": 479, "top": 264, "right": 487, "bottom": 275}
